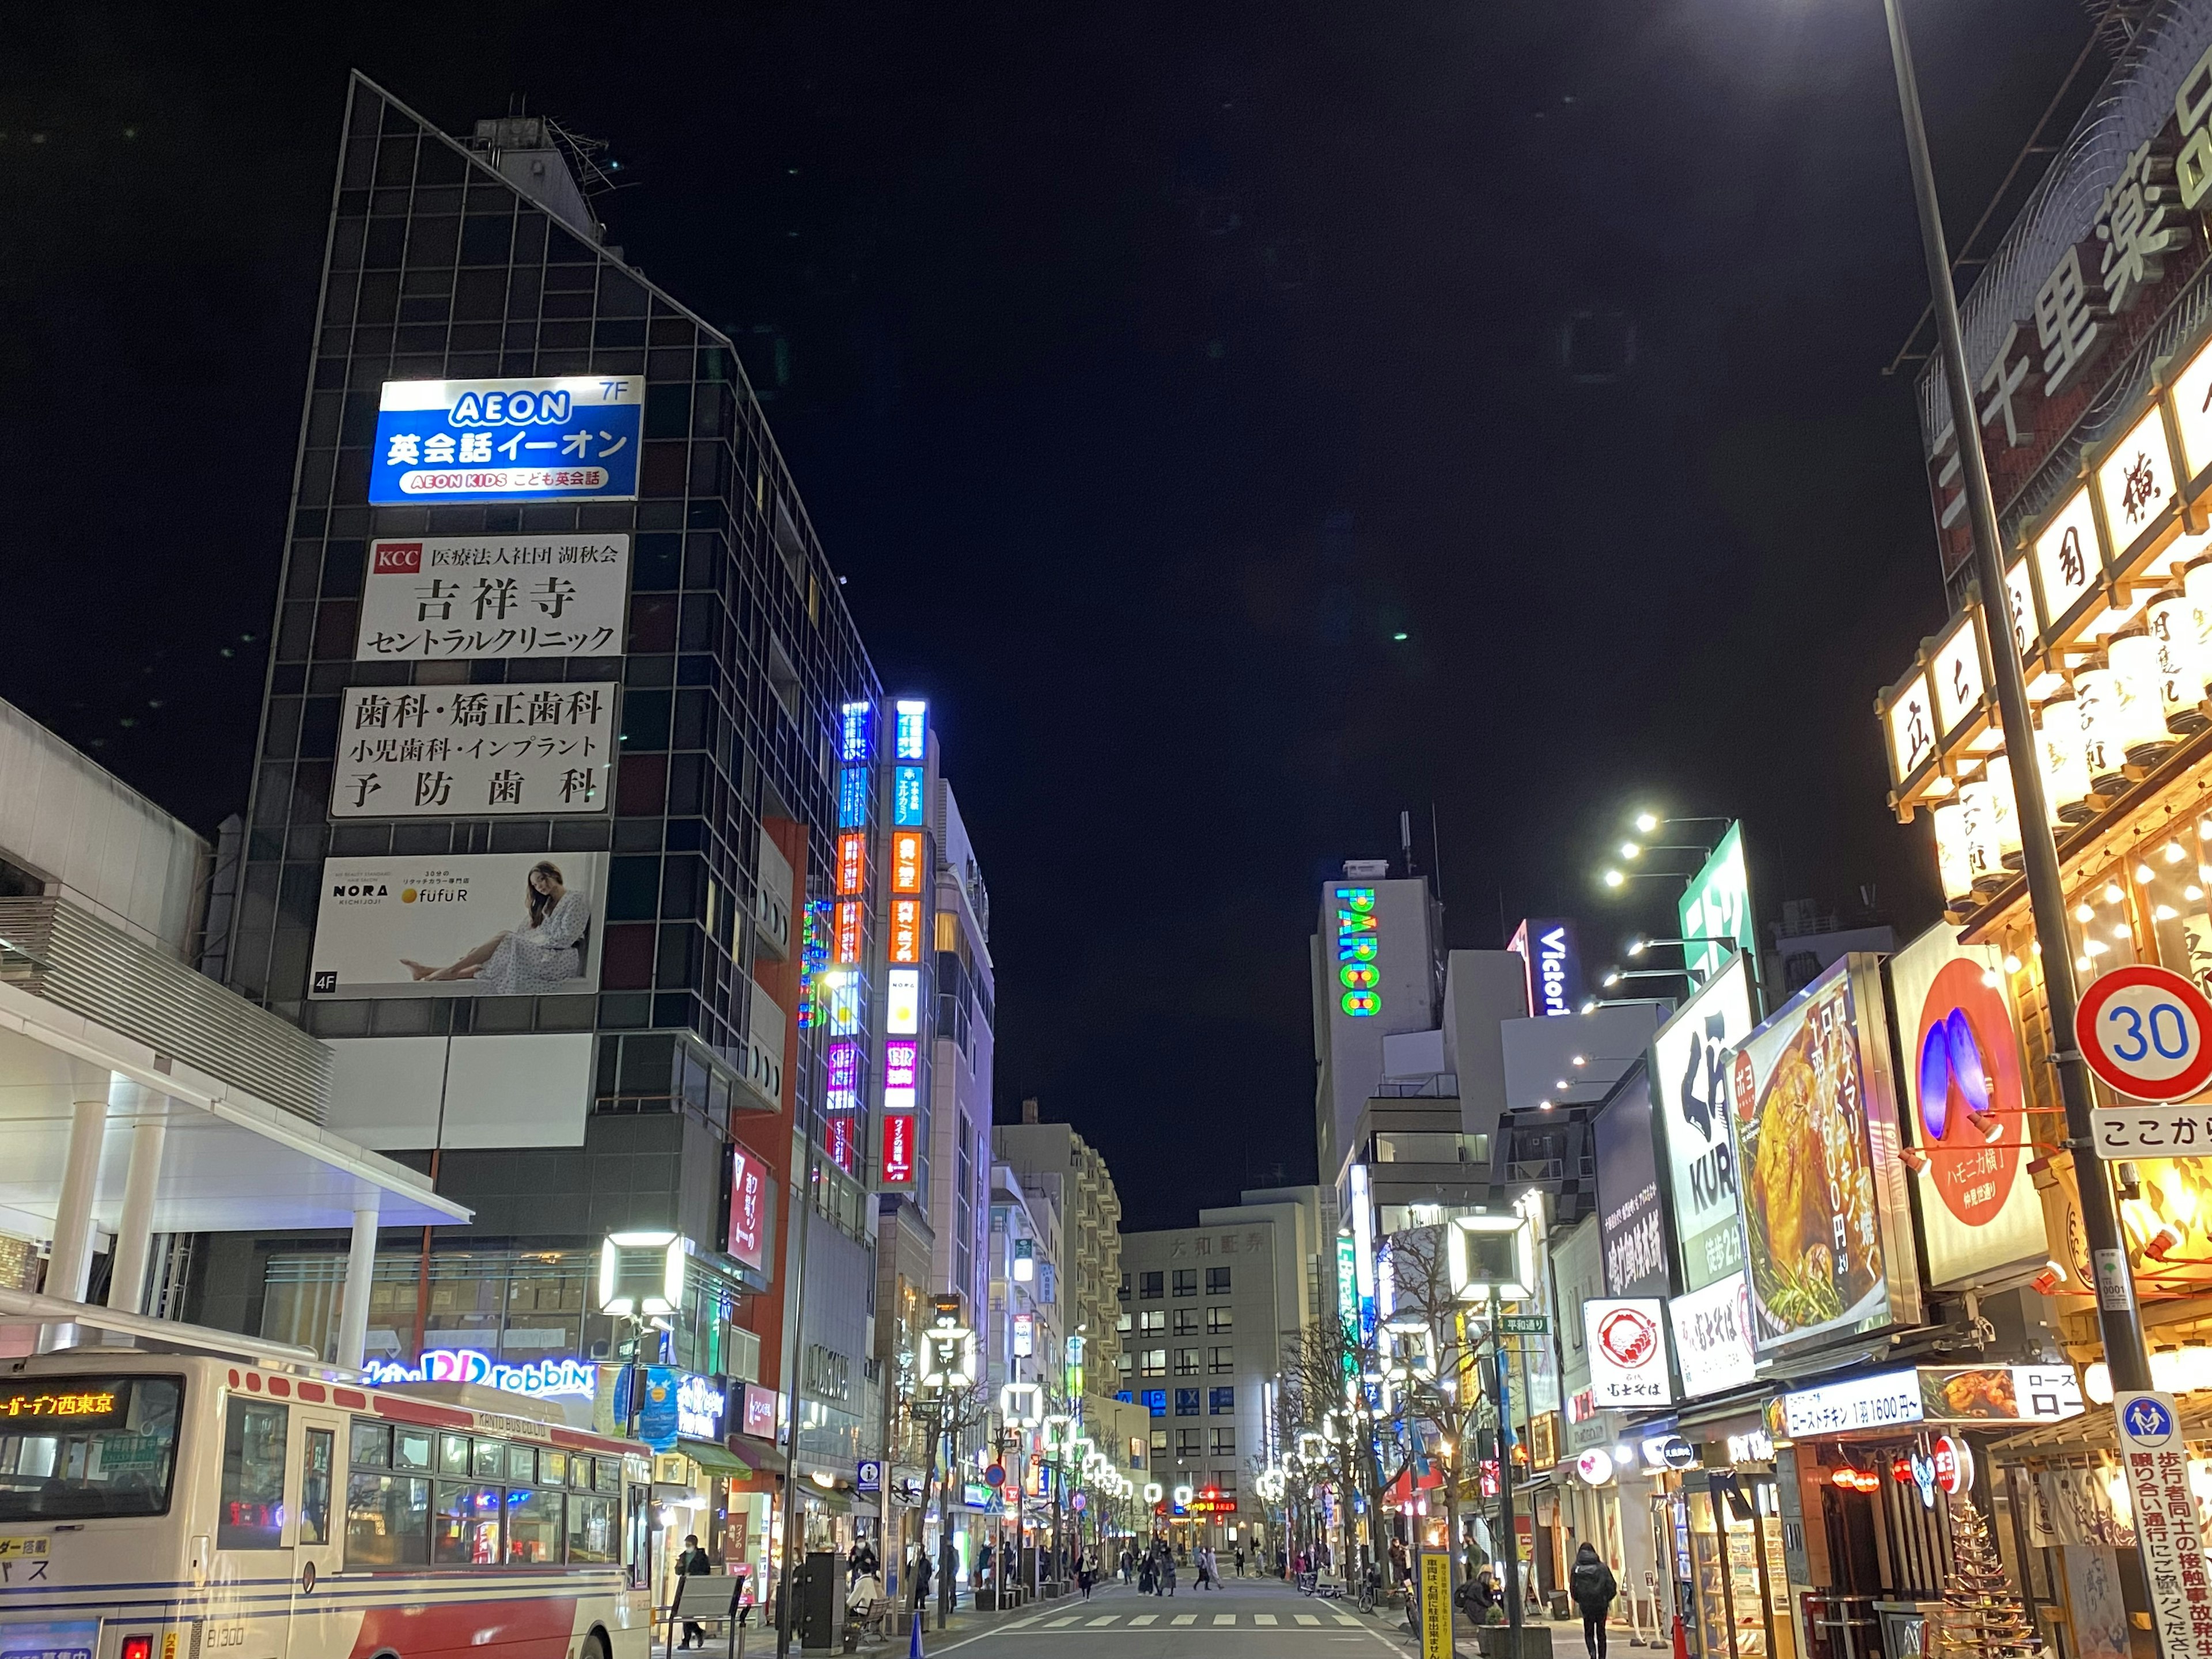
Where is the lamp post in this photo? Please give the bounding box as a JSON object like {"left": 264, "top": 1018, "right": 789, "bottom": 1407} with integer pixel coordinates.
{"left": 1875, "top": 0, "right": 2150, "bottom": 1388}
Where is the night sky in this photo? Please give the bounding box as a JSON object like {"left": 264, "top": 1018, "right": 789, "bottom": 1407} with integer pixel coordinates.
{"left": 5, "top": 1, "right": 2094, "bottom": 1228}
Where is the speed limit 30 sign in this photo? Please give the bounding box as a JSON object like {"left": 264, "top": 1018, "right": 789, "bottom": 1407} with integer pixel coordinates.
{"left": 2075, "top": 964, "right": 2212, "bottom": 1103}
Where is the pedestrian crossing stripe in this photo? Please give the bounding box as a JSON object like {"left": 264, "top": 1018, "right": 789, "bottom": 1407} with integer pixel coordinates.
{"left": 1044, "top": 1616, "right": 1079, "bottom": 1627}
{"left": 1334, "top": 1614, "right": 1362, "bottom": 1626}
{"left": 1214, "top": 1614, "right": 1237, "bottom": 1625}
{"left": 1296, "top": 1614, "right": 1320, "bottom": 1625}
{"left": 1254, "top": 1615, "right": 1278, "bottom": 1626}
{"left": 1172, "top": 1613, "right": 1196, "bottom": 1624}
{"left": 1086, "top": 1617, "right": 1116, "bottom": 1626}
{"left": 1128, "top": 1614, "right": 1157, "bottom": 1626}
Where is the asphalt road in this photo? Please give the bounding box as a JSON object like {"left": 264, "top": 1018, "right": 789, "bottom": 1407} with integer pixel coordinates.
{"left": 915, "top": 1577, "right": 1426, "bottom": 1657}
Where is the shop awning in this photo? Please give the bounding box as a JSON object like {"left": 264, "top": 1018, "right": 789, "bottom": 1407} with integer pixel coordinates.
{"left": 1989, "top": 1393, "right": 2212, "bottom": 1460}
{"left": 680, "top": 1438, "right": 755, "bottom": 1477}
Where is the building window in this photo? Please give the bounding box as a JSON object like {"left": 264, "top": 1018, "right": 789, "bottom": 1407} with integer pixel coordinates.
{"left": 1119, "top": 1272, "right": 1131, "bottom": 1302}
{"left": 1139, "top": 1349, "right": 1166, "bottom": 1378}
{"left": 1175, "top": 1388, "right": 1200, "bottom": 1416}
{"left": 1211, "top": 1469, "right": 1238, "bottom": 1493}
{"left": 1139, "top": 1310, "right": 1165, "bottom": 1335}
{"left": 1210, "top": 1428, "right": 1236, "bottom": 1458}
{"left": 1116, "top": 1354, "right": 1132, "bottom": 1381}
{"left": 1173, "top": 1348, "right": 1200, "bottom": 1377}
{"left": 1172, "top": 1269, "right": 1196, "bottom": 1297}
{"left": 1139, "top": 1271, "right": 1164, "bottom": 1300}
{"left": 1209, "top": 1346, "right": 1234, "bottom": 1375}
{"left": 1141, "top": 1389, "right": 1166, "bottom": 1417}
{"left": 1116, "top": 1312, "right": 1133, "bottom": 1335}
{"left": 1176, "top": 1428, "right": 1202, "bottom": 1459}
{"left": 1150, "top": 1429, "right": 1168, "bottom": 1461}
{"left": 1206, "top": 1267, "right": 1230, "bottom": 1294}
{"left": 1206, "top": 1305, "right": 1232, "bottom": 1334}
{"left": 1173, "top": 1308, "right": 1199, "bottom": 1336}
{"left": 1209, "top": 1386, "right": 1235, "bottom": 1415}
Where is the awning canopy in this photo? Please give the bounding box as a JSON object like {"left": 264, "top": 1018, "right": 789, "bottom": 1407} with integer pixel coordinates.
{"left": 679, "top": 1438, "right": 755, "bottom": 1477}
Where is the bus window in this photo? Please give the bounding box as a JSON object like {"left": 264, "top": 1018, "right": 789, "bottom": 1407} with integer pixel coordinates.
{"left": 346, "top": 1473, "right": 429, "bottom": 1567}
{"left": 566, "top": 1493, "right": 617, "bottom": 1562}
{"left": 0, "top": 1375, "right": 181, "bottom": 1520}
{"left": 540, "top": 1448, "right": 567, "bottom": 1487}
{"left": 434, "top": 1483, "right": 501, "bottom": 1565}
{"left": 505, "top": 1444, "right": 535, "bottom": 1484}
{"left": 350, "top": 1422, "right": 391, "bottom": 1468}
{"left": 471, "top": 1440, "right": 503, "bottom": 1480}
{"left": 437, "top": 1434, "right": 471, "bottom": 1479}
{"left": 393, "top": 1428, "right": 433, "bottom": 1473}
{"left": 505, "top": 1486, "right": 562, "bottom": 1563}
{"left": 301, "top": 1428, "right": 334, "bottom": 1547}
{"left": 593, "top": 1458, "right": 620, "bottom": 1495}
{"left": 218, "top": 1399, "right": 287, "bottom": 1550}
{"left": 568, "top": 1456, "right": 593, "bottom": 1491}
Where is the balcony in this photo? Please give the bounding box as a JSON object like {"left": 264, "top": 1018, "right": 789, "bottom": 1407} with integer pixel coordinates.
{"left": 0, "top": 896, "right": 329, "bottom": 1126}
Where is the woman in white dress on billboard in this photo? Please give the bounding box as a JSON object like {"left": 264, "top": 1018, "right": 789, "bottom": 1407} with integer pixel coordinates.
{"left": 400, "top": 860, "right": 592, "bottom": 994}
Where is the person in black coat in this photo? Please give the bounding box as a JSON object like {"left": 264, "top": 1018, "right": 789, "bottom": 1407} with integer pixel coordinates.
{"left": 675, "top": 1535, "right": 713, "bottom": 1650}
{"left": 1569, "top": 1542, "right": 1620, "bottom": 1659}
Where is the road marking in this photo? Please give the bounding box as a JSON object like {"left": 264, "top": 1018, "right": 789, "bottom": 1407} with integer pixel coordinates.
{"left": 1256, "top": 1614, "right": 1279, "bottom": 1626}
{"left": 1297, "top": 1614, "right": 1321, "bottom": 1626}
{"left": 1172, "top": 1613, "right": 1196, "bottom": 1625}
{"left": 1335, "top": 1614, "right": 1363, "bottom": 1625}
{"left": 1086, "top": 1616, "right": 1116, "bottom": 1626}
{"left": 1044, "top": 1616, "right": 1079, "bottom": 1627}
{"left": 1128, "top": 1614, "right": 1157, "bottom": 1626}
{"left": 1214, "top": 1613, "right": 1238, "bottom": 1626}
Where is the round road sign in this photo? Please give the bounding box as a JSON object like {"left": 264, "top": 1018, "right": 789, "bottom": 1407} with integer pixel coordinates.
{"left": 983, "top": 1463, "right": 1005, "bottom": 1487}
{"left": 2075, "top": 964, "right": 2212, "bottom": 1103}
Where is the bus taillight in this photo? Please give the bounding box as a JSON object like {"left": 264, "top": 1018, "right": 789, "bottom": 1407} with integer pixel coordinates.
{"left": 121, "top": 1635, "right": 152, "bottom": 1659}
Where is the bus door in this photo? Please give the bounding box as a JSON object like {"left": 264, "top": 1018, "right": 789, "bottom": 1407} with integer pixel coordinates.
{"left": 211, "top": 1391, "right": 295, "bottom": 1659}
{"left": 285, "top": 1410, "right": 346, "bottom": 1659}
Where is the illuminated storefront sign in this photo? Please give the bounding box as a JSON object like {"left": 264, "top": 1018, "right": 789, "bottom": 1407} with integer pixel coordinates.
{"left": 880, "top": 1111, "right": 917, "bottom": 1188}
{"left": 883, "top": 1038, "right": 920, "bottom": 1111}
{"left": 888, "top": 968, "right": 921, "bottom": 1035}
{"left": 891, "top": 899, "right": 922, "bottom": 965}
{"left": 370, "top": 377, "right": 643, "bottom": 504}
{"left": 895, "top": 700, "right": 929, "bottom": 761}
{"left": 362, "top": 1349, "right": 596, "bottom": 1399}
{"left": 834, "top": 900, "right": 862, "bottom": 965}
{"left": 892, "top": 830, "right": 924, "bottom": 895}
{"left": 1014, "top": 1313, "right": 1035, "bottom": 1357}
{"left": 840, "top": 701, "right": 874, "bottom": 764}
{"left": 1679, "top": 825, "right": 1755, "bottom": 984}
{"left": 826, "top": 1040, "right": 862, "bottom": 1113}
{"left": 1508, "top": 918, "right": 1581, "bottom": 1017}
{"left": 837, "top": 834, "right": 866, "bottom": 896}
{"left": 676, "top": 1374, "right": 728, "bottom": 1441}
{"left": 839, "top": 768, "right": 869, "bottom": 829}
{"left": 824, "top": 969, "right": 860, "bottom": 1036}
{"left": 1334, "top": 887, "right": 1381, "bottom": 1017}
{"left": 728, "top": 1143, "right": 768, "bottom": 1271}
{"left": 894, "top": 767, "right": 926, "bottom": 827}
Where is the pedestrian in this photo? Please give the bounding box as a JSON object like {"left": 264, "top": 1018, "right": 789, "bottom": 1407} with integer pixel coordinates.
{"left": 1234, "top": 1544, "right": 1244, "bottom": 1578}
{"left": 1474, "top": 1569, "right": 1499, "bottom": 1616}
{"left": 675, "top": 1533, "right": 713, "bottom": 1650}
{"left": 1570, "top": 1542, "right": 1619, "bottom": 1659}
{"left": 1080, "top": 1555, "right": 1096, "bottom": 1600}
{"left": 1164, "top": 1550, "right": 1178, "bottom": 1598}
{"left": 910, "top": 1547, "right": 934, "bottom": 1612}
{"left": 1121, "top": 1547, "right": 1135, "bottom": 1586}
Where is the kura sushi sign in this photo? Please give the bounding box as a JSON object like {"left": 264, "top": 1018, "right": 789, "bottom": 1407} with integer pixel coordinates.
{"left": 1586, "top": 1298, "right": 1671, "bottom": 1407}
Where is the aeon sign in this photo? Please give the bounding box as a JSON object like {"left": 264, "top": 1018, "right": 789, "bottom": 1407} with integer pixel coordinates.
{"left": 1334, "top": 887, "right": 1381, "bottom": 1017}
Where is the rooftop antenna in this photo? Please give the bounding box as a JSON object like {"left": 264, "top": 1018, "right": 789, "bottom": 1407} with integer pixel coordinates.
{"left": 1400, "top": 810, "right": 1416, "bottom": 880}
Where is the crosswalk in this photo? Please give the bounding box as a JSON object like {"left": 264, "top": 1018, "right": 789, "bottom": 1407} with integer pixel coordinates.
{"left": 1029, "top": 1607, "right": 1365, "bottom": 1630}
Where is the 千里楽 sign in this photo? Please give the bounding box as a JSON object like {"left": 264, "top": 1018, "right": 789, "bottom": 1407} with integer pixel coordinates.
{"left": 2116, "top": 1391, "right": 2212, "bottom": 1659}
{"left": 332, "top": 683, "right": 616, "bottom": 819}
{"left": 371, "top": 377, "right": 642, "bottom": 504}
{"left": 357, "top": 535, "right": 631, "bottom": 660}
{"left": 2076, "top": 964, "right": 2212, "bottom": 1104}
{"left": 1585, "top": 1299, "right": 1671, "bottom": 1408}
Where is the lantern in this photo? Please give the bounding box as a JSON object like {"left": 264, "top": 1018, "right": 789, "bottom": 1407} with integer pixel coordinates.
{"left": 2036, "top": 696, "right": 2094, "bottom": 824}
{"left": 1983, "top": 755, "right": 2025, "bottom": 870}
{"left": 2074, "top": 663, "right": 2127, "bottom": 792}
{"left": 2108, "top": 629, "right": 2175, "bottom": 766}
{"left": 1957, "top": 775, "right": 2008, "bottom": 896}
{"left": 2152, "top": 589, "right": 2209, "bottom": 734}
{"left": 2187, "top": 559, "right": 2212, "bottom": 700}
{"left": 1931, "top": 801, "right": 1974, "bottom": 906}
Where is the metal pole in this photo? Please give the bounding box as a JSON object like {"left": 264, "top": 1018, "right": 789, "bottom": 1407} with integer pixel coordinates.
{"left": 774, "top": 1139, "right": 817, "bottom": 1657}
{"left": 1493, "top": 1297, "right": 1522, "bottom": 1632}
{"left": 1880, "top": 0, "right": 2152, "bottom": 1391}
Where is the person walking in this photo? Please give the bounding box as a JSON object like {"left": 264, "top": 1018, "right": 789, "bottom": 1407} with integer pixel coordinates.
{"left": 675, "top": 1533, "right": 713, "bottom": 1650}
{"left": 1234, "top": 1544, "right": 1245, "bottom": 1578}
{"left": 1570, "top": 1542, "right": 1620, "bottom": 1659}
{"left": 910, "top": 1546, "right": 934, "bottom": 1613}
{"left": 1163, "top": 1548, "right": 1178, "bottom": 1599}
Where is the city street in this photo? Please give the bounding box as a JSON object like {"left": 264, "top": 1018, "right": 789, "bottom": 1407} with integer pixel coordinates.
{"left": 912, "top": 1579, "right": 1423, "bottom": 1656}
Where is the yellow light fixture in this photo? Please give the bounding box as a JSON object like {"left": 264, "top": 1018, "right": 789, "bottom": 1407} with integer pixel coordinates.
{"left": 2107, "top": 882, "right": 2127, "bottom": 904}
{"left": 2075, "top": 903, "right": 2097, "bottom": 923}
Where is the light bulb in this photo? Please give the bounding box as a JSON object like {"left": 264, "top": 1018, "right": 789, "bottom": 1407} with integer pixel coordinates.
{"left": 2169, "top": 843, "right": 2189, "bottom": 864}
{"left": 1603, "top": 870, "right": 1625, "bottom": 889}
{"left": 2137, "top": 863, "right": 2157, "bottom": 884}
{"left": 2087, "top": 940, "right": 2110, "bottom": 956}
{"left": 2002, "top": 954, "right": 2022, "bottom": 974}
{"left": 2076, "top": 903, "right": 2097, "bottom": 923}
{"left": 2191, "top": 887, "right": 2206, "bottom": 902}
{"left": 1634, "top": 812, "right": 1660, "bottom": 834}
{"left": 2078, "top": 955, "right": 2094, "bottom": 971}
{"left": 2107, "top": 882, "right": 2127, "bottom": 903}
{"left": 2158, "top": 905, "right": 2180, "bottom": 921}
{"left": 2115, "top": 926, "right": 2134, "bottom": 941}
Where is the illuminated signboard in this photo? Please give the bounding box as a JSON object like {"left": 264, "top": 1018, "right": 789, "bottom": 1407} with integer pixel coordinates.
{"left": 838, "top": 768, "right": 869, "bottom": 830}
{"left": 837, "top": 834, "right": 866, "bottom": 896}
{"left": 727, "top": 1143, "right": 768, "bottom": 1272}
{"left": 1508, "top": 918, "right": 1582, "bottom": 1018}
{"left": 676, "top": 1374, "right": 728, "bottom": 1441}
{"left": 826, "top": 1040, "right": 862, "bottom": 1113}
{"left": 892, "top": 830, "right": 924, "bottom": 895}
{"left": 796, "top": 901, "right": 830, "bottom": 1030}
{"left": 894, "top": 767, "right": 926, "bottom": 827}
{"left": 1014, "top": 1313, "right": 1035, "bottom": 1357}
{"left": 895, "top": 699, "right": 929, "bottom": 761}
{"left": 880, "top": 1111, "right": 917, "bottom": 1188}
{"left": 0, "top": 1385, "right": 123, "bottom": 1428}
{"left": 891, "top": 899, "right": 922, "bottom": 965}
{"left": 361, "top": 1349, "right": 596, "bottom": 1400}
{"left": 839, "top": 701, "right": 874, "bottom": 764}
{"left": 741, "top": 1382, "right": 778, "bottom": 1438}
{"left": 825, "top": 970, "right": 860, "bottom": 1036}
{"left": 827, "top": 1113, "right": 857, "bottom": 1175}
{"left": 834, "top": 900, "right": 862, "bottom": 965}
{"left": 370, "top": 377, "right": 643, "bottom": 505}
{"left": 888, "top": 968, "right": 921, "bottom": 1035}
{"left": 883, "top": 1037, "right": 921, "bottom": 1111}
{"left": 1333, "top": 887, "right": 1381, "bottom": 1017}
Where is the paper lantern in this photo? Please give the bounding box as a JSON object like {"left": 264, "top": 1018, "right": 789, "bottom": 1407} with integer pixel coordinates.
{"left": 2074, "top": 665, "right": 2129, "bottom": 791}
{"left": 2187, "top": 559, "right": 2212, "bottom": 700}
{"left": 1931, "top": 801, "right": 1974, "bottom": 907}
{"left": 1982, "top": 757, "right": 2025, "bottom": 870}
{"left": 2036, "top": 696, "right": 2094, "bottom": 825}
{"left": 2150, "top": 589, "right": 2209, "bottom": 734}
{"left": 1956, "top": 777, "right": 2007, "bottom": 896}
{"left": 2108, "top": 630, "right": 2176, "bottom": 765}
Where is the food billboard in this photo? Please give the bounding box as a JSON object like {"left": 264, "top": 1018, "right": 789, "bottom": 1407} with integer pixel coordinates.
{"left": 1726, "top": 953, "right": 1921, "bottom": 1355}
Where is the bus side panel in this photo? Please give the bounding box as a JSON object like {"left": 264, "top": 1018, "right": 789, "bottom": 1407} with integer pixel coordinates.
{"left": 348, "top": 1592, "right": 578, "bottom": 1659}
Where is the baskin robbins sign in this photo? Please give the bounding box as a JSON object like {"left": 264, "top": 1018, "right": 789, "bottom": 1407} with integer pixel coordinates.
{"left": 371, "top": 377, "right": 644, "bottom": 504}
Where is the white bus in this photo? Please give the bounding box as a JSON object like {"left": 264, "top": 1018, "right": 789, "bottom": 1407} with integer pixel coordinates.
{"left": 0, "top": 1347, "right": 653, "bottom": 1659}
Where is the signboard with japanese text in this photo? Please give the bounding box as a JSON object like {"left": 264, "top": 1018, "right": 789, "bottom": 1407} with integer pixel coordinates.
{"left": 1593, "top": 1072, "right": 1670, "bottom": 1298}
{"left": 331, "top": 683, "right": 615, "bottom": 819}
{"left": 371, "top": 377, "right": 642, "bottom": 504}
{"left": 1728, "top": 955, "right": 1922, "bottom": 1355}
{"left": 1679, "top": 825, "right": 1755, "bottom": 985}
{"left": 1666, "top": 1271, "right": 1756, "bottom": 1399}
{"left": 1419, "top": 1552, "right": 1453, "bottom": 1659}
{"left": 356, "top": 535, "right": 630, "bottom": 660}
{"left": 1779, "top": 1370, "right": 1922, "bottom": 1438}
{"left": 2092, "top": 1104, "right": 2212, "bottom": 1159}
{"left": 1585, "top": 1300, "right": 1670, "bottom": 1408}
{"left": 726, "top": 1143, "right": 769, "bottom": 1272}
{"left": 879, "top": 1112, "right": 917, "bottom": 1189}
{"left": 309, "top": 851, "right": 608, "bottom": 999}
{"left": 1652, "top": 955, "right": 1756, "bottom": 1293}
{"left": 1885, "top": 923, "right": 2047, "bottom": 1287}
{"left": 0, "top": 1622, "right": 98, "bottom": 1659}
{"left": 2115, "top": 1391, "right": 2212, "bottom": 1659}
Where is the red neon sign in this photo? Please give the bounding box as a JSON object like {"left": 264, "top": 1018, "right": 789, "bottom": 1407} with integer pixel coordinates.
{"left": 880, "top": 1112, "right": 917, "bottom": 1187}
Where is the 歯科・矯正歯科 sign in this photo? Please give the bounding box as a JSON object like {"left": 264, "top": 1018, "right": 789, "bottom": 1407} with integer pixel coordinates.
{"left": 370, "top": 378, "right": 644, "bottom": 505}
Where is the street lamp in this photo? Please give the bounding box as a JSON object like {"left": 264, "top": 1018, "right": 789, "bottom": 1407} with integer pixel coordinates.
{"left": 1873, "top": 0, "right": 2148, "bottom": 1387}
{"left": 1600, "top": 966, "right": 1695, "bottom": 990}
{"left": 1623, "top": 934, "right": 1731, "bottom": 959}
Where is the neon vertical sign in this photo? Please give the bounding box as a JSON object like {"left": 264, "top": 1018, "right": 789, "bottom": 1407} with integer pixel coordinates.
{"left": 895, "top": 699, "right": 929, "bottom": 761}
{"left": 1334, "top": 887, "right": 1381, "bottom": 1017}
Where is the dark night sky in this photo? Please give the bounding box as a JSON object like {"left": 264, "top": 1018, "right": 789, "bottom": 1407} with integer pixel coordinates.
{"left": 3, "top": 1, "right": 2094, "bottom": 1228}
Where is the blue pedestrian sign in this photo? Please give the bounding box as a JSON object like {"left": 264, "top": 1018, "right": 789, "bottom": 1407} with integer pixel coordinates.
{"left": 857, "top": 1459, "right": 882, "bottom": 1494}
{"left": 2121, "top": 1393, "right": 2176, "bottom": 1446}
{"left": 371, "top": 377, "right": 644, "bottom": 504}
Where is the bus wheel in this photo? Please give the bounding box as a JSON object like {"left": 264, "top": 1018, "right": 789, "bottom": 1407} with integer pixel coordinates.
{"left": 584, "top": 1629, "right": 610, "bottom": 1659}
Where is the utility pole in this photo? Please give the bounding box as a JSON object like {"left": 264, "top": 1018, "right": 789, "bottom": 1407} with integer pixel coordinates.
{"left": 1491, "top": 1296, "right": 1522, "bottom": 1633}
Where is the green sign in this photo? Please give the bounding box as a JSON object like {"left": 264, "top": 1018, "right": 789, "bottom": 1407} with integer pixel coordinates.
{"left": 1679, "top": 823, "right": 1755, "bottom": 987}
{"left": 1498, "top": 1315, "right": 1549, "bottom": 1335}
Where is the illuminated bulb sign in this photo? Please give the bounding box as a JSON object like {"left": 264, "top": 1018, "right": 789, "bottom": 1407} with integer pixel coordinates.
{"left": 879, "top": 1111, "right": 916, "bottom": 1188}
{"left": 1013, "top": 1239, "right": 1035, "bottom": 1282}
{"left": 1334, "top": 887, "right": 1381, "bottom": 1017}
{"left": 893, "top": 767, "right": 925, "bottom": 827}
{"left": 888, "top": 968, "right": 921, "bottom": 1035}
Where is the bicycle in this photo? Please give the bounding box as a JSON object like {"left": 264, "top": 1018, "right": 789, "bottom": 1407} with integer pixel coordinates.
{"left": 1355, "top": 1579, "right": 1377, "bottom": 1615}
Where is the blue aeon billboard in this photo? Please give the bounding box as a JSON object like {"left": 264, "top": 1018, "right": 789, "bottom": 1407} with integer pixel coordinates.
{"left": 371, "top": 377, "right": 644, "bottom": 505}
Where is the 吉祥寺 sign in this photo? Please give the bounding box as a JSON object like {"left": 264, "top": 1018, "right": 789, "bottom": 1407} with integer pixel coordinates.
{"left": 331, "top": 683, "right": 616, "bottom": 818}
{"left": 2077, "top": 965, "right": 2212, "bottom": 1104}
{"left": 371, "top": 377, "right": 643, "bottom": 504}
{"left": 355, "top": 535, "right": 631, "bottom": 660}
{"left": 2116, "top": 1391, "right": 2212, "bottom": 1659}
